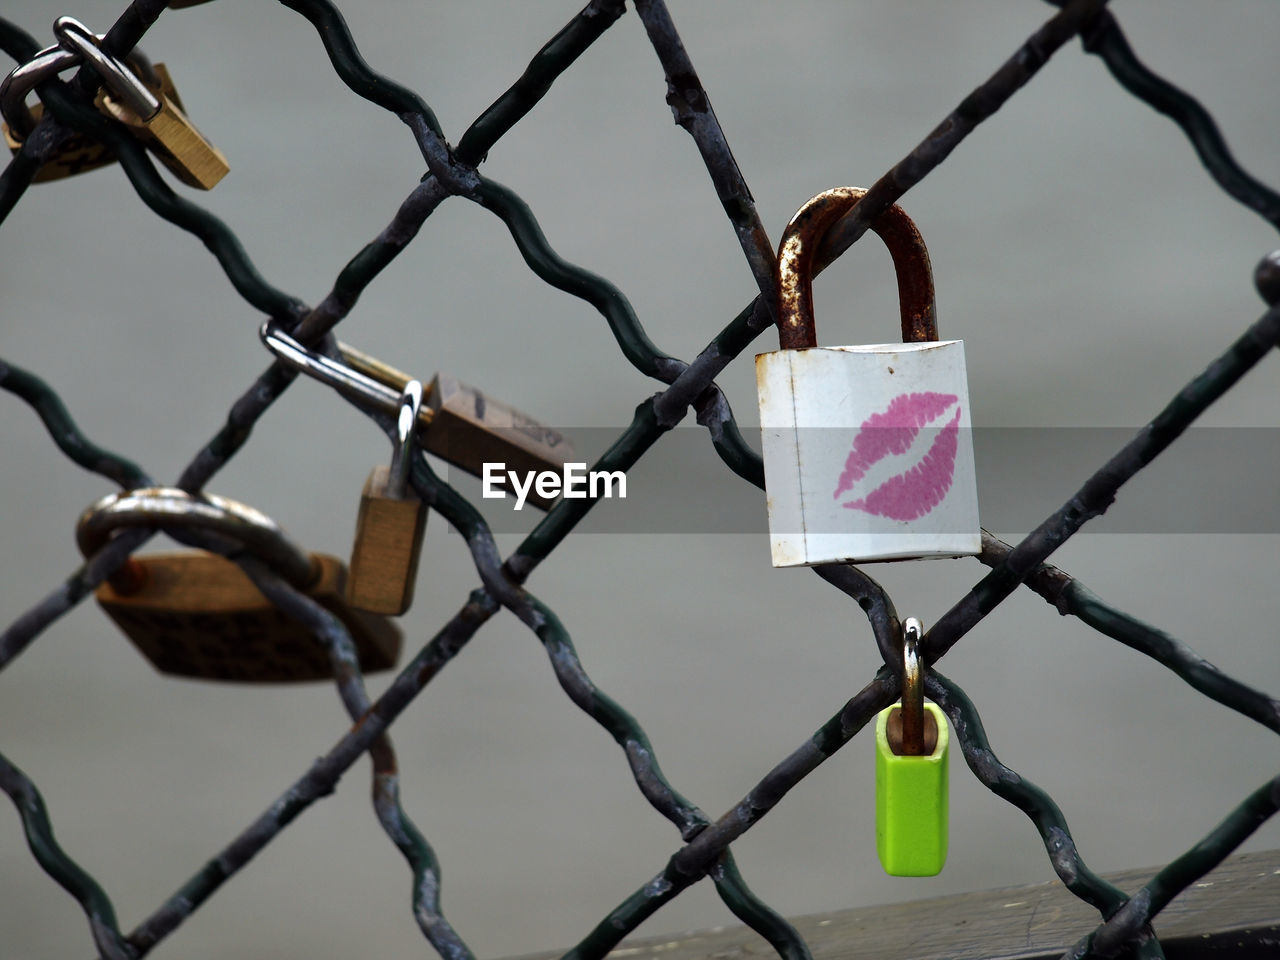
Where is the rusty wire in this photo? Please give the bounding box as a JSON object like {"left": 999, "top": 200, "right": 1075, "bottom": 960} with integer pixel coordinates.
{"left": 2, "top": 2, "right": 1279, "bottom": 959}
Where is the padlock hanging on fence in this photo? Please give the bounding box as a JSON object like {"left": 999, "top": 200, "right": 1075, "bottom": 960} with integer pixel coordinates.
{"left": 347, "top": 379, "right": 429, "bottom": 617}
{"left": 875, "top": 618, "right": 949, "bottom": 877}
{"left": 77, "top": 487, "right": 402, "bottom": 683}
{"left": 756, "top": 187, "right": 981, "bottom": 567}
{"left": 0, "top": 16, "right": 228, "bottom": 188}
{"left": 260, "top": 322, "right": 575, "bottom": 511}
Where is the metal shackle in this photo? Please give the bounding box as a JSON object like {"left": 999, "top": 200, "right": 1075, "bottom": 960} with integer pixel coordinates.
{"left": 260, "top": 321, "right": 412, "bottom": 418}
{"left": 898, "top": 617, "right": 926, "bottom": 756}
{"left": 775, "top": 186, "right": 938, "bottom": 351}
{"left": 0, "top": 17, "right": 158, "bottom": 141}
{"left": 77, "top": 487, "right": 319, "bottom": 592}
{"left": 387, "top": 379, "right": 424, "bottom": 499}
{"left": 0, "top": 46, "right": 81, "bottom": 138}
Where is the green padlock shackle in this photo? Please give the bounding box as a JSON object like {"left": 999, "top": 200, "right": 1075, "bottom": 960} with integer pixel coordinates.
{"left": 775, "top": 186, "right": 938, "bottom": 351}
{"left": 77, "top": 487, "right": 319, "bottom": 594}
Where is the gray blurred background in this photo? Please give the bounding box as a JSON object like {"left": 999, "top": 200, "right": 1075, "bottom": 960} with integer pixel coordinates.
{"left": 2, "top": 2, "right": 1279, "bottom": 958}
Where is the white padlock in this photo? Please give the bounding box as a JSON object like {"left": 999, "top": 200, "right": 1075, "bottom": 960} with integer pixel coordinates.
{"left": 756, "top": 187, "right": 980, "bottom": 568}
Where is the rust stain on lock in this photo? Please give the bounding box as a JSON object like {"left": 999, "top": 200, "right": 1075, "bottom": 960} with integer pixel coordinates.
{"left": 885, "top": 705, "right": 940, "bottom": 756}
{"left": 754, "top": 358, "right": 773, "bottom": 410}
{"left": 767, "top": 534, "right": 805, "bottom": 568}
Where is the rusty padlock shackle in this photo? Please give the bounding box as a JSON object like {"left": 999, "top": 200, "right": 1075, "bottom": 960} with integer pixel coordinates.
{"left": 0, "top": 17, "right": 158, "bottom": 141}
{"left": 77, "top": 487, "right": 319, "bottom": 593}
{"left": 898, "top": 617, "right": 926, "bottom": 757}
{"left": 776, "top": 186, "right": 937, "bottom": 351}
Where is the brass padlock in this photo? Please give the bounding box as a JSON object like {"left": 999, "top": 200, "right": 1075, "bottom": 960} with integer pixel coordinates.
{"left": 78, "top": 488, "right": 402, "bottom": 683}
{"left": 51, "top": 17, "right": 228, "bottom": 190}
{"left": 259, "top": 323, "right": 575, "bottom": 511}
{"left": 338, "top": 341, "right": 574, "bottom": 510}
{"left": 0, "top": 19, "right": 228, "bottom": 189}
{"left": 347, "top": 380, "right": 429, "bottom": 616}
{"left": 93, "top": 61, "right": 228, "bottom": 190}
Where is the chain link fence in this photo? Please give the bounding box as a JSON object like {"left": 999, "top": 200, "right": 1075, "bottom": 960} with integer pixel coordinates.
{"left": 2, "top": 2, "right": 1279, "bottom": 958}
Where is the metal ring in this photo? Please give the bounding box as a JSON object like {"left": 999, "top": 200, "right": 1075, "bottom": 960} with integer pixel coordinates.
{"left": 899, "top": 617, "right": 926, "bottom": 756}
{"left": 76, "top": 488, "right": 317, "bottom": 589}
{"left": 0, "top": 20, "right": 158, "bottom": 141}
{"left": 388, "top": 380, "right": 424, "bottom": 499}
{"left": 260, "top": 321, "right": 405, "bottom": 415}
{"left": 52, "top": 18, "right": 158, "bottom": 119}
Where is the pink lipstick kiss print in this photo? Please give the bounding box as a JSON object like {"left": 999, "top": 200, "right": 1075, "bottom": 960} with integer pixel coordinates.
{"left": 832, "top": 391, "right": 961, "bottom": 521}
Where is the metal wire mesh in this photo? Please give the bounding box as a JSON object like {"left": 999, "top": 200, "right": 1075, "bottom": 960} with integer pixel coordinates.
{"left": 2, "top": 2, "right": 1279, "bottom": 959}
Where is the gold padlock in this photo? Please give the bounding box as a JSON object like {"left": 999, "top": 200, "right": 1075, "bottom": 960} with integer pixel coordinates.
{"left": 339, "top": 342, "right": 574, "bottom": 510}
{"left": 259, "top": 323, "right": 575, "bottom": 511}
{"left": 347, "top": 380, "right": 429, "bottom": 616}
{"left": 78, "top": 488, "right": 402, "bottom": 683}
{"left": 93, "top": 61, "right": 228, "bottom": 190}
{"left": 50, "top": 17, "right": 228, "bottom": 190}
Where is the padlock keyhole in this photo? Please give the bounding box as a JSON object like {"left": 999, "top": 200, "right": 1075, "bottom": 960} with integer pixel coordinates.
{"left": 885, "top": 706, "right": 939, "bottom": 756}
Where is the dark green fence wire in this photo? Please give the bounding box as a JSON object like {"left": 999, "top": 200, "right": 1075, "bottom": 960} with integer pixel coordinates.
{"left": 2, "top": 2, "right": 1279, "bottom": 959}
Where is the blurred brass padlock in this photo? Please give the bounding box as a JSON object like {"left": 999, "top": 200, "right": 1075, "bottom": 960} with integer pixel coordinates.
{"left": 0, "top": 18, "right": 228, "bottom": 189}
{"left": 2, "top": 103, "right": 117, "bottom": 182}
{"left": 78, "top": 488, "right": 402, "bottom": 683}
{"left": 339, "top": 343, "right": 574, "bottom": 510}
{"left": 347, "top": 380, "right": 428, "bottom": 616}
{"left": 259, "top": 323, "right": 575, "bottom": 511}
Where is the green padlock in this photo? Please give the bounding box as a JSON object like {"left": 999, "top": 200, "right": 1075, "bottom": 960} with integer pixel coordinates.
{"left": 875, "top": 618, "right": 949, "bottom": 876}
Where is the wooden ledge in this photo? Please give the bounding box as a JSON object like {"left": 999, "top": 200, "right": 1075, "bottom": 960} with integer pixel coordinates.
{"left": 512, "top": 849, "right": 1280, "bottom": 960}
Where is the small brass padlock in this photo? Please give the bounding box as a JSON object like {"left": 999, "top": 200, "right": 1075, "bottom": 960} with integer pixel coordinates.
{"left": 78, "top": 488, "right": 402, "bottom": 683}
{"left": 259, "top": 323, "right": 575, "bottom": 512}
{"left": 53, "top": 16, "right": 231, "bottom": 192}
{"left": 347, "top": 380, "right": 429, "bottom": 616}
{"left": 338, "top": 342, "right": 574, "bottom": 511}
{"left": 0, "top": 18, "right": 228, "bottom": 189}
{"left": 875, "top": 619, "right": 949, "bottom": 876}
{"left": 93, "top": 60, "right": 229, "bottom": 190}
